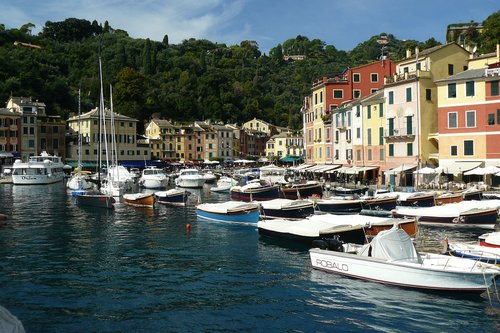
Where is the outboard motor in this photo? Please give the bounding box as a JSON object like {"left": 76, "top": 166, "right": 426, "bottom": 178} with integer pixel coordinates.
{"left": 325, "top": 238, "right": 344, "bottom": 252}
{"left": 311, "top": 239, "right": 329, "bottom": 250}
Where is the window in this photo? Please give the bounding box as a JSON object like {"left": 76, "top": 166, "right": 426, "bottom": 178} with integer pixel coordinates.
{"left": 356, "top": 128, "right": 361, "bottom": 139}
{"left": 466, "top": 110, "right": 476, "bottom": 128}
{"left": 448, "top": 83, "right": 457, "bottom": 98}
{"left": 356, "top": 149, "right": 361, "bottom": 161}
{"left": 388, "top": 91, "right": 394, "bottom": 104}
{"left": 388, "top": 118, "right": 394, "bottom": 136}
{"left": 330, "top": 104, "right": 337, "bottom": 111}
{"left": 371, "top": 73, "right": 378, "bottom": 82}
{"left": 379, "top": 103, "right": 383, "bottom": 117}
{"left": 448, "top": 64, "right": 454, "bottom": 75}
{"left": 448, "top": 112, "right": 457, "bottom": 128}
{"left": 407, "top": 143, "right": 413, "bottom": 156}
{"left": 314, "top": 94, "right": 317, "bottom": 104}
{"left": 406, "top": 87, "right": 412, "bottom": 102}
{"left": 450, "top": 145, "right": 457, "bottom": 156}
{"left": 406, "top": 116, "right": 413, "bottom": 135}
{"left": 53, "top": 139, "right": 59, "bottom": 149}
{"left": 464, "top": 140, "right": 474, "bottom": 156}
{"left": 353, "top": 73, "right": 360, "bottom": 82}
{"left": 367, "top": 149, "right": 372, "bottom": 161}
{"left": 379, "top": 127, "right": 384, "bottom": 145}
{"left": 320, "top": 91, "right": 323, "bottom": 103}
{"left": 379, "top": 148, "right": 384, "bottom": 161}
{"left": 492, "top": 81, "right": 499, "bottom": 96}
{"left": 353, "top": 90, "right": 361, "bottom": 98}
{"left": 488, "top": 114, "right": 495, "bottom": 125}
{"left": 367, "top": 128, "right": 372, "bottom": 146}
{"left": 426, "top": 89, "right": 432, "bottom": 101}
{"left": 497, "top": 109, "right": 500, "bottom": 125}
{"left": 465, "top": 81, "right": 475, "bottom": 97}
{"left": 333, "top": 90, "right": 343, "bottom": 99}
{"left": 367, "top": 105, "right": 371, "bottom": 119}
{"left": 388, "top": 144, "right": 394, "bottom": 157}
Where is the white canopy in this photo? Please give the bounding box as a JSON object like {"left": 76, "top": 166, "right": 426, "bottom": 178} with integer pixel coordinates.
{"left": 465, "top": 165, "right": 500, "bottom": 175}
{"left": 441, "top": 161, "right": 482, "bottom": 176}
{"left": 412, "top": 167, "right": 437, "bottom": 174}
{"left": 233, "top": 159, "right": 255, "bottom": 164}
{"left": 385, "top": 164, "right": 417, "bottom": 175}
{"left": 203, "top": 160, "right": 219, "bottom": 164}
{"left": 358, "top": 228, "right": 422, "bottom": 263}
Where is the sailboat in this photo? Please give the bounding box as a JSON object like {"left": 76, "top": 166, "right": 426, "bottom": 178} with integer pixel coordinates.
{"left": 75, "top": 55, "right": 115, "bottom": 209}
{"left": 100, "top": 85, "right": 133, "bottom": 197}
{"left": 67, "top": 89, "right": 93, "bottom": 195}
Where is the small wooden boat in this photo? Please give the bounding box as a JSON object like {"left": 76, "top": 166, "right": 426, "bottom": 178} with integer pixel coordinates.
{"left": 361, "top": 194, "right": 398, "bottom": 211}
{"left": 479, "top": 232, "right": 500, "bottom": 248}
{"left": 314, "top": 197, "right": 363, "bottom": 214}
{"left": 123, "top": 193, "right": 156, "bottom": 207}
{"left": 435, "top": 192, "right": 462, "bottom": 205}
{"left": 75, "top": 193, "right": 115, "bottom": 209}
{"left": 280, "top": 181, "right": 323, "bottom": 199}
{"left": 395, "top": 192, "right": 435, "bottom": 207}
{"left": 196, "top": 201, "right": 260, "bottom": 223}
{"left": 462, "top": 188, "right": 483, "bottom": 201}
{"left": 230, "top": 179, "right": 281, "bottom": 201}
{"left": 258, "top": 213, "right": 416, "bottom": 245}
{"left": 310, "top": 228, "right": 500, "bottom": 293}
{"left": 392, "top": 202, "right": 499, "bottom": 229}
{"left": 332, "top": 186, "right": 368, "bottom": 197}
{"left": 155, "top": 189, "right": 189, "bottom": 206}
{"left": 444, "top": 236, "right": 500, "bottom": 265}
{"left": 259, "top": 198, "right": 315, "bottom": 219}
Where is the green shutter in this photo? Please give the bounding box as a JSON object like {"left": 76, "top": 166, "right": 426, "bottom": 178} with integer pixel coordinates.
{"left": 406, "top": 116, "right": 413, "bottom": 135}
{"left": 379, "top": 127, "right": 384, "bottom": 145}
{"left": 388, "top": 118, "right": 394, "bottom": 135}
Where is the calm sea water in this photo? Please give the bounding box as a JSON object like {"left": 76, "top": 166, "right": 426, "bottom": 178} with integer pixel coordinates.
{"left": 0, "top": 183, "right": 499, "bottom": 332}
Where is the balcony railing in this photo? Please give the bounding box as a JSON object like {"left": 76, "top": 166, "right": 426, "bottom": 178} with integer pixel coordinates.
{"left": 384, "top": 127, "right": 415, "bottom": 139}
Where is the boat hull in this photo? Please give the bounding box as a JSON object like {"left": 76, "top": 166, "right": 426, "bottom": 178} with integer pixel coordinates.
{"left": 196, "top": 207, "right": 260, "bottom": 223}
{"left": 315, "top": 200, "right": 363, "bottom": 214}
{"left": 310, "top": 249, "right": 499, "bottom": 292}
{"left": 435, "top": 193, "right": 463, "bottom": 205}
{"left": 393, "top": 208, "right": 498, "bottom": 228}
{"left": 397, "top": 194, "right": 435, "bottom": 207}
{"left": 155, "top": 190, "right": 188, "bottom": 206}
{"left": 123, "top": 193, "right": 156, "bottom": 207}
{"left": 75, "top": 194, "right": 115, "bottom": 209}
{"left": 362, "top": 197, "right": 397, "bottom": 211}
{"left": 230, "top": 185, "right": 281, "bottom": 201}
{"left": 281, "top": 184, "right": 323, "bottom": 200}
{"left": 261, "top": 204, "right": 315, "bottom": 219}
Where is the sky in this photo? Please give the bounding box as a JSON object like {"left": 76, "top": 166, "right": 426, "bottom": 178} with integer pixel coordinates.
{"left": 1, "top": 0, "right": 498, "bottom": 53}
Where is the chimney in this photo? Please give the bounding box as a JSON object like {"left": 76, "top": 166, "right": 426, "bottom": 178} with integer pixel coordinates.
{"left": 406, "top": 49, "right": 411, "bottom": 58}
{"left": 414, "top": 47, "right": 419, "bottom": 57}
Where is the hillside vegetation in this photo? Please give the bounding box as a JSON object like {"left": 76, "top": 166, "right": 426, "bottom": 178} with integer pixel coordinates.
{"left": 0, "top": 11, "right": 498, "bottom": 133}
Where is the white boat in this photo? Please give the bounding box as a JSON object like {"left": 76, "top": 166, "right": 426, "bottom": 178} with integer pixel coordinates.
{"left": 12, "top": 151, "right": 65, "bottom": 185}
{"left": 259, "top": 165, "right": 287, "bottom": 184}
{"left": 445, "top": 237, "right": 500, "bottom": 265}
{"left": 201, "top": 170, "right": 217, "bottom": 184}
{"left": 67, "top": 89, "right": 93, "bottom": 193}
{"left": 139, "top": 166, "right": 168, "bottom": 189}
{"left": 310, "top": 227, "right": 500, "bottom": 293}
{"left": 210, "top": 176, "right": 238, "bottom": 193}
{"left": 175, "top": 168, "right": 205, "bottom": 188}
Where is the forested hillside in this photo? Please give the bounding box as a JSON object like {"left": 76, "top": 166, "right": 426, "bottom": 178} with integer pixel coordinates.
{"left": 0, "top": 11, "right": 498, "bottom": 133}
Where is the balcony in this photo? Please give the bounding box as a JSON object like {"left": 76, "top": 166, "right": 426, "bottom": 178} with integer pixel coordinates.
{"left": 384, "top": 127, "right": 415, "bottom": 140}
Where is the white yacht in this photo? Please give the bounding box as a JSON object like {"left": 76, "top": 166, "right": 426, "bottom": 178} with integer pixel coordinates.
{"left": 139, "top": 167, "right": 168, "bottom": 189}
{"left": 175, "top": 168, "right": 205, "bottom": 188}
{"left": 12, "top": 151, "right": 65, "bottom": 185}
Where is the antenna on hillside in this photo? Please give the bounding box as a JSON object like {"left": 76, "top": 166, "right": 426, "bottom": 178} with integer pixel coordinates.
{"left": 376, "top": 35, "right": 389, "bottom": 64}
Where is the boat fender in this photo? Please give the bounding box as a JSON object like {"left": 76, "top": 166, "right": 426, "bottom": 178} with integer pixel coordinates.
{"left": 311, "top": 240, "right": 329, "bottom": 250}
{"left": 326, "top": 238, "right": 344, "bottom": 252}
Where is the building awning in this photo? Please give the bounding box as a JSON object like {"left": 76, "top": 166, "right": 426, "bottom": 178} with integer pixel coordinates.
{"left": 0, "top": 152, "right": 14, "bottom": 158}
{"left": 385, "top": 164, "right": 417, "bottom": 175}
{"left": 280, "top": 156, "right": 303, "bottom": 163}
{"left": 344, "top": 166, "right": 380, "bottom": 174}
{"left": 290, "top": 163, "right": 314, "bottom": 171}
{"left": 313, "top": 164, "right": 341, "bottom": 173}
{"left": 328, "top": 166, "right": 352, "bottom": 174}
{"left": 440, "top": 161, "right": 483, "bottom": 176}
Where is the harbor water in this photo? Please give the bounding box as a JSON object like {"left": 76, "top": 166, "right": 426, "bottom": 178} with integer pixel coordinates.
{"left": 0, "top": 183, "right": 499, "bottom": 332}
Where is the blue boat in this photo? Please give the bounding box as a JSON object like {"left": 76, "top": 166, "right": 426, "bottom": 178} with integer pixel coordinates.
{"left": 230, "top": 180, "right": 281, "bottom": 201}
{"left": 155, "top": 189, "right": 190, "bottom": 206}
{"left": 196, "top": 201, "right": 261, "bottom": 223}
{"left": 361, "top": 194, "right": 398, "bottom": 211}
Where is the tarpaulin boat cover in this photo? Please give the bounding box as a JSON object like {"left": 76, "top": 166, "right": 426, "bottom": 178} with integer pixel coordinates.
{"left": 358, "top": 228, "right": 422, "bottom": 264}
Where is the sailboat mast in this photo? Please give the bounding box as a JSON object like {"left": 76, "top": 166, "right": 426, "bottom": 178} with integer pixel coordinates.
{"left": 97, "top": 56, "right": 104, "bottom": 190}
{"left": 77, "top": 89, "right": 82, "bottom": 177}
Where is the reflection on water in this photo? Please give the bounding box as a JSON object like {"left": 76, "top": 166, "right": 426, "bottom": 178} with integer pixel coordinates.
{"left": 0, "top": 182, "right": 499, "bottom": 332}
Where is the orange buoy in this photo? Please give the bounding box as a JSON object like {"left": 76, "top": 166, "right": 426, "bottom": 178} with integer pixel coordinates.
{"left": 186, "top": 223, "right": 191, "bottom": 234}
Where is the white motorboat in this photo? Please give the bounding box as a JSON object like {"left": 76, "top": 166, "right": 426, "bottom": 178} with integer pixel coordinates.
{"left": 12, "top": 151, "right": 65, "bottom": 185}
{"left": 175, "top": 168, "right": 205, "bottom": 188}
{"left": 139, "top": 166, "right": 168, "bottom": 189}
{"left": 201, "top": 170, "right": 217, "bottom": 184}
{"left": 210, "top": 176, "right": 238, "bottom": 193}
{"left": 444, "top": 231, "right": 500, "bottom": 265}
{"left": 310, "top": 228, "right": 500, "bottom": 293}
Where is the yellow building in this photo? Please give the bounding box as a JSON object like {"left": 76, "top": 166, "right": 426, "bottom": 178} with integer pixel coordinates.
{"left": 67, "top": 107, "right": 149, "bottom": 166}
{"left": 360, "top": 91, "right": 385, "bottom": 181}
{"left": 145, "top": 119, "right": 175, "bottom": 160}
{"left": 311, "top": 81, "right": 327, "bottom": 164}
{"left": 265, "top": 132, "right": 304, "bottom": 160}
{"left": 242, "top": 118, "right": 280, "bottom": 136}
